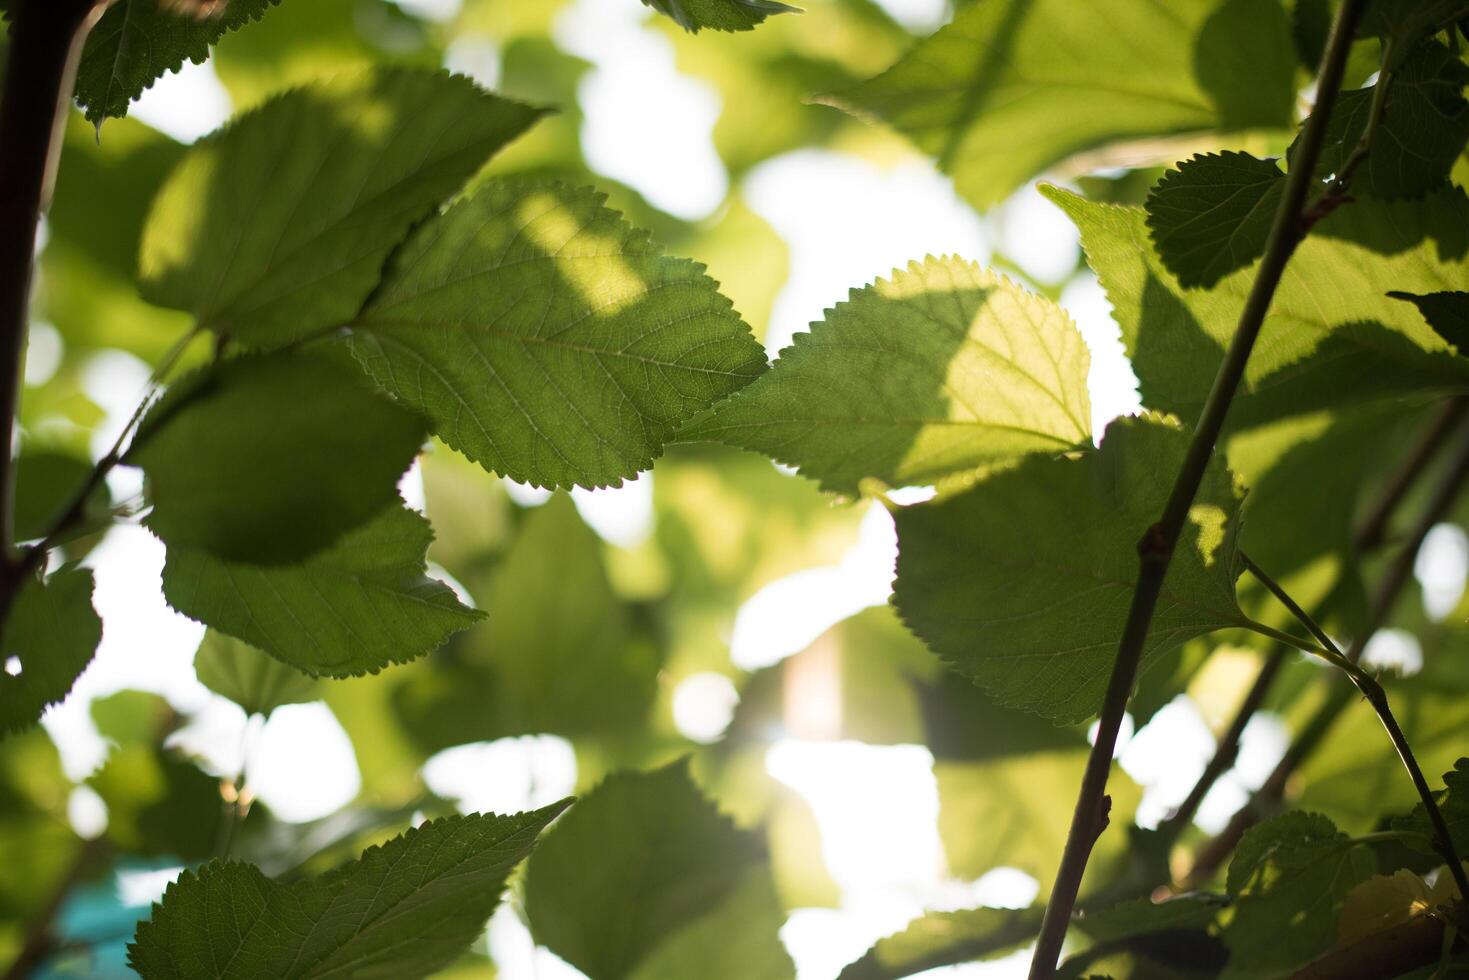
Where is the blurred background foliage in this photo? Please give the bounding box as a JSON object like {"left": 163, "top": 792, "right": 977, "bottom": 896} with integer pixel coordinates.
{"left": 5, "top": 0, "right": 1469, "bottom": 977}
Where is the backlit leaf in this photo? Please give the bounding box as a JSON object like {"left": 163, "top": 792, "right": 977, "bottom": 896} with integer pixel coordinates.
{"left": 0, "top": 567, "right": 101, "bottom": 735}
{"left": 162, "top": 504, "right": 483, "bottom": 677}
{"left": 837, "top": 907, "right": 1042, "bottom": 980}
{"left": 642, "top": 0, "right": 798, "bottom": 33}
{"left": 139, "top": 68, "right": 545, "bottom": 348}
{"left": 194, "top": 631, "right": 319, "bottom": 718}
{"left": 349, "top": 177, "right": 767, "bottom": 489}
{"left": 682, "top": 256, "right": 1091, "bottom": 494}
{"left": 129, "top": 800, "right": 571, "bottom": 979}
{"left": 1145, "top": 152, "right": 1284, "bottom": 288}
{"left": 894, "top": 413, "right": 1247, "bottom": 723}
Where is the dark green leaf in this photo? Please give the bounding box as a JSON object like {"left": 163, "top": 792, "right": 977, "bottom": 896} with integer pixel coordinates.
{"left": 139, "top": 68, "right": 545, "bottom": 348}
{"left": 1391, "top": 290, "right": 1469, "bottom": 349}
{"left": 75, "top": 0, "right": 281, "bottom": 123}
{"left": 1360, "top": 0, "right": 1469, "bottom": 58}
{"left": 837, "top": 907, "right": 1042, "bottom": 980}
{"left": 894, "top": 413, "right": 1247, "bottom": 723}
{"left": 1222, "top": 811, "right": 1375, "bottom": 975}
{"left": 0, "top": 567, "right": 101, "bottom": 735}
{"left": 129, "top": 800, "right": 571, "bottom": 979}
{"left": 642, "top": 0, "right": 798, "bottom": 33}
{"left": 1304, "top": 42, "right": 1469, "bottom": 199}
{"left": 1145, "top": 152, "right": 1284, "bottom": 288}
{"left": 1073, "top": 893, "right": 1230, "bottom": 943}
{"left": 822, "top": 0, "right": 1297, "bottom": 209}
{"left": 1395, "top": 757, "right": 1469, "bottom": 856}
{"left": 13, "top": 451, "right": 107, "bottom": 544}
{"left": 349, "top": 178, "right": 767, "bottom": 490}
{"left": 1043, "top": 184, "right": 1469, "bottom": 430}
{"left": 525, "top": 760, "right": 792, "bottom": 980}
{"left": 128, "top": 350, "right": 426, "bottom": 564}
{"left": 89, "top": 743, "right": 223, "bottom": 860}
{"left": 681, "top": 256, "right": 1091, "bottom": 494}
{"left": 163, "top": 504, "right": 483, "bottom": 677}
{"left": 194, "top": 630, "right": 319, "bottom": 717}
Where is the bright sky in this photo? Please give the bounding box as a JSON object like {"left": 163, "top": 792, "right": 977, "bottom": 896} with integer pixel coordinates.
{"left": 35, "top": 1, "right": 1469, "bottom": 977}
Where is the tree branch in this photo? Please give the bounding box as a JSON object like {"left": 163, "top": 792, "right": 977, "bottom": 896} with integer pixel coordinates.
{"left": 1026, "top": 2, "right": 1371, "bottom": 974}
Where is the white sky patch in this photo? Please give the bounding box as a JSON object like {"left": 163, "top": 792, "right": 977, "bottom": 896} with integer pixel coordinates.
{"left": 505, "top": 478, "right": 554, "bottom": 507}
{"left": 1195, "top": 711, "right": 1290, "bottom": 834}
{"left": 730, "top": 500, "right": 896, "bottom": 671}
{"left": 870, "top": 0, "right": 950, "bottom": 33}
{"left": 1120, "top": 696, "right": 1217, "bottom": 829}
{"left": 1059, "top": 273, "right": 1143, "bottom": 438}
{"left": 487, "top": 904, "right": 590, "bottom": 979}
{"left": 1416, "top": 523, "right": 1468, "bottom": 622}
{"left": 117, "top": 865, "right": 186, "bottom": 908}
{"left": 746, "top": 150, "right": 989, "bottom": 354}
{"left": 421, "top": 735, "right": 577, "bottom": 815}
{"left": 24, "top": 321, "right": 64, "bottom": 388}
{"left": 80, "top": 349, "right": 153, "bottom": 501}
{"left": 572, "top": 473, "right": 654, "bottom": 547}
{"left": 444, "top": 35, "right": 503, "bottom": 89}
{"left": 555, "top": 0, "right": 727, "bottom": 220}
{"left": 67, "top": 784, "right": 109, "bottom": 839}
{"left": 672, "top": 671, "right": 740, "bottom": 743}
{"left": 994, "top": 183, "right": 1081, "bottom": 285}
{"left": 247, "top": 703, "right": 362, "bottom": 822}
{"left": 1361, "top": 628, "right": 1424, "bottom": 677}
{"left": 128, "top": 57, "right": 233, "bottom": 144}
{"left": 399, "top": 458, "right": 428, "bottom": 513}
{"left": 393, "top": 0, "right": 462, "bottom": 23}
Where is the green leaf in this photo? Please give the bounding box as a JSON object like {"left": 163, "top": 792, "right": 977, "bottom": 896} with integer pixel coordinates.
{"left": 1303, "top": 42, "right": 1469, "bottom": 199}
{"left": 837, "top": 907, "right": 1042, "bottom": 980}
{"left": 1043, "top": 184, "right": 1469, "bottom": 430}
{"left": 1360, "top": 0, "right": 1469, "bottom": 58}
{"left": 466, "top": 493, "right": 659, "bottom": 735}
{"left": 1073, "top": 892, "right": 1230, "bottom": 942}
{"left": 194, "top": 630, "right": 319, "bottom": 718}
{"left": 1391, "top": 290, "right": 1469, "bottom": 349}
{"left": 1145, "top": 152, "right": 1285, "bottom": 289}
{"left": 1395, "top": 757, "right": 1469, "bottom": 856}
{"left": 349, "top": 177, "right": 767, "bottom": 490}
{"left": 127, "top": 350, "right": 426, "bottom": 564}
{"left": 681, "top": 257, "right": 1091, "bottom": 494}
{"left": 139, "top": 68, "right": 545, "bottom": 349}
{"left": 162, "top": 504, "right": 483, "bottom": 677}
{"left": 822, "top": 0, "right": 1297, "bottom": 209}
{"left": 525, "top": 760, "right": 792, "bottom": 980}
{"left": 642, "top": 0, "right": 798, "bottom": 33}
{"left": 89, "top": 742, "right": 223, "bottom": 861}
{"left": 894, "top": 413, "right": 1247, "bottom": 723}
{"left": 1221, "top": 811, "right": 1375, "bottom": 976}
{"left": 74, "top": 0, "right": 282, "bottom": 124}
{"left": 13, "top": 451, "right": 108, "bottom": 544}
{"left": 0, "top": 567, "right": 101, "bottom": 735}
{"left": 128, "top": 800, "right": 571, "bottom": 979}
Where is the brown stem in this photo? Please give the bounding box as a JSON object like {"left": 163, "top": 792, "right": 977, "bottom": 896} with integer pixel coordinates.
{"left": 0, "top": 0, "right": 109, "bottom": 612}
{"left": 1026, "top": 3, "right": 1370, "bottom": 974}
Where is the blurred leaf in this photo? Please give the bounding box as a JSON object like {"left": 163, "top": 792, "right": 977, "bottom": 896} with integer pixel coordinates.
{"left": 1300, "top": 41, "right": 1469, "bottom": 199}
{"left": 837, "top": 907, "right": 1043, "bottom": 980}
{"left": 128, "top": 350, "right": 426, "bottom": 564}
{"left": 525, "top": 760, "right": 792, "bottom": 979}
{"left": 683, "top": 257, "right": 1091, "bottom": 494}
{"left": 1044, "top": 184, "right": 1469, "bottom": 430}
{"left": 194, "top": 631, "right": 319, "bottom": 718}
{"left": 1396, "top": 757, "right": 1469, "bottom": 856}
{"left": 13, "top": 450, "right": 107, "bottom": 544}
{"left": 642, "top": 0, "right": 798, "bottom": 33}
{"left": 0, "top": 566, "right": 101, "bottom": 735}
{"left": 350, "top": 178, "right": 767, "bottom": 490}
{"left": 1145, "top": 152, "right": 1284, "bottom": 289}
{"left": 895, "top": 413, "right": 1247, "bottom": 723}
{"left": 1221, "top": 811, "right": 1375, "bottom": 976}
{"left": 139, "top": 68, "right": 544, "bottom": 349}
{"left": 163, "top": 504, "right": 483, "bottom": 677}
{"left": 824, "top": 0, "right": 1296, "bottom": 209}
{"left": 474, "top": 494, "right": 659, "bottom": 732}
{"left": 665, "top": 197, "right": 789, "bottom": 343}
{"left": 91, "top": 689, "right": 175, "bottom": 747}
{"left": 1074, "top": 893, "right": 1230, "bottom": 942}
{"left": 0, "top": 730, "right": 79, "bottom": 920}
{"left": 89, "top": 744, "right": 222, "bottom": 860}
{"left": 1338, "top": 868, "right": 1444, "bottom": 945}
{"left": 1359, "top": 0, "right": 1469, "bottom": 59}
{"left": 129, "top": 800, "right": 571, "bottom": 979}
{"left": 75, "top": 0, "right": 282, "bottom": 123}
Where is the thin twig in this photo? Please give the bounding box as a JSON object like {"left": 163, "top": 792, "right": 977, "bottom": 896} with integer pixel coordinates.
{"left": 1027, "top": 2, "right": 1370, "bottom": 974}
{"left": 1243, "top": 553, "right": 1469, "bottom": 907}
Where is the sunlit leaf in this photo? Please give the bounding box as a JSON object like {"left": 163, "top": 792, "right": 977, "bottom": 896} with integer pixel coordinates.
{"left": 894, "top": 413, "right": 1247, "bottom": 723}
{"left": 129, "top": 800, "right": 571, "bottom": 979}
{"left": 682, "top": 256, "right": 1091, "bottom": 494}
{"left": 824, "top": 0, "right": 1296, "bottom": 208}
{"left": 139, "top": 68, "right": 545, "bottom": 348}
{"left": 163, "top": 504, "right": 483, "bottom": 677}
{"left": 1145, "top": 152, "right": 1284, "bottom": 288}
{"left": 0, "top": 567, "right": 101, "bottom": 735}
{"left": 350, "top": 178, "right": 767, "bottom": 489}
{"left": 525, "top": 760, "right": 792, "bottom": 979}
{"left": 128, "top": 350, "right": 426, "bottom": 564}
{"left": 194, "top": 631, "right": 319, "bottom": 718}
